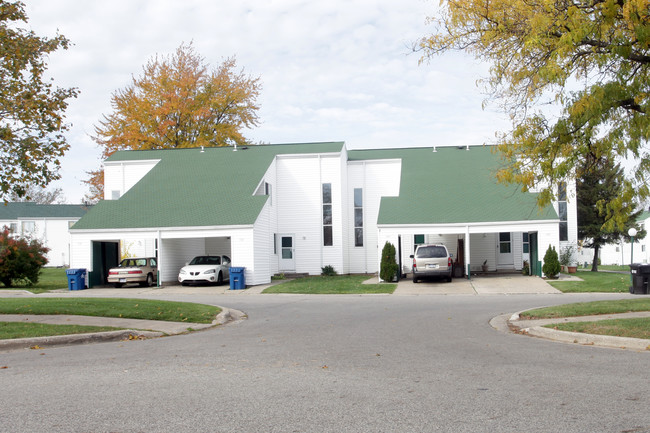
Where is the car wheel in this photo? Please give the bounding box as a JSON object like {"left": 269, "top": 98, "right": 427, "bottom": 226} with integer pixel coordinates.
{"left": 181, "top": 282, "right": 188, "bottom": 286}
{"left": 113, "top": 283, "right": 123, "bottom": 288}
{"left": 412, "top": 275, "right": 418, "bottom": 283}
{"left": 216, "top": 272, "right": 223, "bottom": 286}
{"left": 146, "top": 273, "right": 153, "bottom": 287}
{"left": 447, "top": 274, "right": 452, "bottom": 282}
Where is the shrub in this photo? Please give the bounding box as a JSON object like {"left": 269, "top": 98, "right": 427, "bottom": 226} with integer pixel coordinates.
{"left": 380, "top": 241, "right": 399, "bottom": 282}
{"left": 542, "top": 244, "right": 561, "bottom": 279}
{"left": 0, "top": 228, "right": 49, "bottom": 287}
{"left": 321, "top": 265, "right": 337, "bottom": 276}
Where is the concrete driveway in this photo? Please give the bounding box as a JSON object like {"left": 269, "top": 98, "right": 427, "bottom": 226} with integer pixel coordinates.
{"left": 393, "top": 273, "right": 562, "bottom": 295}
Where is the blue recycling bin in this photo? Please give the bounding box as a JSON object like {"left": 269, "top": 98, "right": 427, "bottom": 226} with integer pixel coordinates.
{"left": 66, "top": 268, "right": 86, "bottom": 291}
{"left": 229, "top": 267, "right": 246, "bottom": 290}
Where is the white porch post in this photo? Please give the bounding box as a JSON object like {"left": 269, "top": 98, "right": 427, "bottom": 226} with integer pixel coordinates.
{"left": 465, "top": 225, "right": 471, "bottom": 280}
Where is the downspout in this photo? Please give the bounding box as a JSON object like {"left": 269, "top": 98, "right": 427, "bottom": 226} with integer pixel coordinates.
{"left": 319, "top": 154, "right": 323, "bottom": 270}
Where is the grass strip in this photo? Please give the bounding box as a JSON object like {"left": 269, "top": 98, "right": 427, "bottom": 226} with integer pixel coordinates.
{"left": 548, "top": 271, "right": 630, "bottom": 293}
{"left": 0, "top": 268, "right": 69, "bottom": 294}
{"left": 520, "top": 299, "right": 650, "bottom": 319}
{"left": 0, "top": 298, "right": 220, "bottom": 323}
{"left": 544, "top": 318, "right": 650, "bottom": 340}
{"left": 264, "top": 275, "right": 396, "bottom": 294}
{"left": 0, "top": 322, "right": 123, "bottom": 340}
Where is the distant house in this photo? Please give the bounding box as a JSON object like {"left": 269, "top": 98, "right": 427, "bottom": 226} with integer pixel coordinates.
{"left": 581, "top": 211, "right": 650, "bottom": 266}
{"left": 0, "top": 202, "right": 91, "bottom": 267}
{"left": 70, "top": 142, "right": 577, "bottom": 287}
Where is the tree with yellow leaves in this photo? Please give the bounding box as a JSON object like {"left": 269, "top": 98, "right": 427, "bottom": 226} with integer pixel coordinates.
{"left": 0, "top": 1, "right": 78, "bottom": 202}
{"left": 420, "top": 0, "right": 649, "bottom": 229}
{"left": 84, "top": 43, "right": 261, "bottom": 202}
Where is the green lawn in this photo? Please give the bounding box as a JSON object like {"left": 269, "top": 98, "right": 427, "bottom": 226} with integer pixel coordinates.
{"left": 548, "top": 270, "right": 629, "bottom": 293}
{"left": 597, "top": 265, "right": 630, "bottom": 272}
{"left": 546, "top": 318, "right": 650, "bottom": 340}
{"left": 520, "top": 299, "right": 650, "bottom": 319}
{"left": 0, "top": 267, "right": 68, "bottom": 294}
{"left": 0, "top": 298, "right": 221, "bottom": 323}
{"left": 0, "top": 322, "right": 123, "bottom": 340}
{"left": 263, "top": 275, "right": 396, "bottom": 294}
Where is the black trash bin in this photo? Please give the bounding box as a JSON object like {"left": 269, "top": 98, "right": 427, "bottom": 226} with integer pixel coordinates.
{"left": 629, "top": 264, "right": 650, "bottom": 295}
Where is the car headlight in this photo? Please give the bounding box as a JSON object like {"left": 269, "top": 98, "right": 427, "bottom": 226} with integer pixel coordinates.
{"left": 179, "top": 269, "right": 186, "bottom": 275}
{"left": 204, "top": 269, "right": 216, "bottom": 274}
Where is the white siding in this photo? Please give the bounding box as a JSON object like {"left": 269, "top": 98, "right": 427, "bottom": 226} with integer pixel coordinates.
{"left": 347, "top": 159, "right": 401, "bottom": 274}
{"left": 470, "top": 233, "right": 496, "bottom": 271}
{"left": 161, "top": 238, "right": 205, "bottom": 282}
{"left": 104, "top": 160, "right": 159, "bottom": 200}
{"left": 274, "top": 153, "right": 344, "bottom": 275}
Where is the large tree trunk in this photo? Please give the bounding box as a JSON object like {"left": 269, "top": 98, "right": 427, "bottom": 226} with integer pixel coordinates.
{"left": 591, "top": 244, "right": 600, "bottom": 272}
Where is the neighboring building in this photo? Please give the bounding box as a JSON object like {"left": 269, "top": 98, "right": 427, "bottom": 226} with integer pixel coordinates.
{"left": 0, "top": 202, "right": 91, "bottom": 267}
{"left": 70, "top": 142, "right": 577, "bottom": 287}
{"left": 583, "top": 211, "right": 650, "bottom": 266}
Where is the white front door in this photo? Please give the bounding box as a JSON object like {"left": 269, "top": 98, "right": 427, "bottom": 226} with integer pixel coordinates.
{"left": 497, "top": 232, "right": 514, "bottom": 268}
{"left": 279, "top": 235, "right": 295, "bottom": 271}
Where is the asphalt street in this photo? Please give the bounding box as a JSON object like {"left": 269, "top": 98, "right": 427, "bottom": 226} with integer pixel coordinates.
{"left": 1, "top": 292, "right": 649, "bottom": 433}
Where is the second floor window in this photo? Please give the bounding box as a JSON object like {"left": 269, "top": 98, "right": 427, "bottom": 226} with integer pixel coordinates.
{"left": 323, "top": 183, "right": 332, "bottom": 246}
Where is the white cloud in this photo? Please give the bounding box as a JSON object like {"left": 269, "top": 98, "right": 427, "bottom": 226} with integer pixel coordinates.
{"left": 23, "top": 0, "right": 510, "bottom": 203}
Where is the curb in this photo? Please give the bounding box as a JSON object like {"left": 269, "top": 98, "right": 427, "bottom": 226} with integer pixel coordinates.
{"left": 499, "top": 311, "right": 650, "bottom": 352}
{"left": 0, "top": 307, "right": 246, "bottom": 352}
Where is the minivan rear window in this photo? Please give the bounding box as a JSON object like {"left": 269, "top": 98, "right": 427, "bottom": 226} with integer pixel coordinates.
{"left": 416, "top": 246, "right": 447, "bottom": 258}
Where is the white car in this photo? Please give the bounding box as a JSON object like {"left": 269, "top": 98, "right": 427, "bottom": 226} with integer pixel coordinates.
{"left": 178, "top": 255, "right": 231, "bottom": 286}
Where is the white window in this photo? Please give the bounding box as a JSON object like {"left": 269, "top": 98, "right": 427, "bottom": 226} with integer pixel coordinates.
{"left": 322, "top": 183, "right": 332, "bottom": 246}
{"left": 558, "top": 182, "right": 568, "bottom": 241}
{"left": 354, "top": 188, "right": 363, "bottom": 247}
{"left": 22, "top": 221, "right": 35, "bottom": 233}
{"left": 9, "top": 222, "right": 18, "bottom": 233}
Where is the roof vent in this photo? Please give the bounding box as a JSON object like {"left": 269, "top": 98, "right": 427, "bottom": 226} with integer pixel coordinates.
{"left": 466, "top": 145, "right": 470, "bottom": 151}
{"left": 233, "top": 143, "right": 237, "bottom": 152}
{"left": 432, "top": 146, "right": 437, "bottom": 153}
{"left": 200, "top": 146, "right": 205, "bottom": 153}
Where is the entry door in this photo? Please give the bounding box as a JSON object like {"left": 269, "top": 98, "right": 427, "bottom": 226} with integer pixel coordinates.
{"left": 279, "top": 235, "right": 295, "bottom": 271}
{"left": 497, "top": 232, "right": 514, "bottom": 268}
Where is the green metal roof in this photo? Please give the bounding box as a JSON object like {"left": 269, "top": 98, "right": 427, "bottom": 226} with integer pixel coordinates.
{"left": 0, "top": 203, "right": 91, "bottom": 219}
{"left": 73, "top": 142, "right": 344, "bottom": 230}
{"left": 348, "top": 146, "right": 558, "bottom": 225}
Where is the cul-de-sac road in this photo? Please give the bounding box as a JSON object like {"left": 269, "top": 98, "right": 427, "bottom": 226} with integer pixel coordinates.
{"left": 1, "top": 292, "right": 649, "bottom": 433}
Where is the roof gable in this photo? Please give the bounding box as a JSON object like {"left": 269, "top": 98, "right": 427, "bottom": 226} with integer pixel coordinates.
{"left": 348, "top": 146, "right": 557, "bottom": 225}
{"left": 74, "top": 142, "right": 344, "bottom": 230}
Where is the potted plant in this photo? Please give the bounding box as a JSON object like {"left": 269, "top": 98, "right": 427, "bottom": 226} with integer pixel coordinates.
{"left": 560, "top": 245, "right": 577, "bottom": 273}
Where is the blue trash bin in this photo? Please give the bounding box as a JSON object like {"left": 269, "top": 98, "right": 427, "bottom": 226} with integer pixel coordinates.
{"left": 66, "top": 268, "right": 86, "bottom": 291}
{"left": 229, "top": 267, "right": 246, "bottom": 290}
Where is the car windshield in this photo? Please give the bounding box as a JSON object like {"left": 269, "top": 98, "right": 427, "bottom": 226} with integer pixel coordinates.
{"left": 415, "top": 246, "right": 447, "bottom": 258}
{"left": 119, "top": 258, "right": 150, "bottom": 267}
{"left": 189, "top": 256, "right": 221, "bottom": 265}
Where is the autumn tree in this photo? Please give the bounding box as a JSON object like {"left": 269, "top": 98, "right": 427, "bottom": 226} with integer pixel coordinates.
{"left": 420, "top": 0, "right": 649, "bottom": 229}
{"left": 0, "top": 1, "right": 78, "bottom": 202}
{"left": 577, "top": 153, "right": 645, "bottom": 271}
{"left": 8, "top": 185, "right": 66, "bottom": 204}
{"left": 85, "top": 43, "right": 261, "bottom": 202}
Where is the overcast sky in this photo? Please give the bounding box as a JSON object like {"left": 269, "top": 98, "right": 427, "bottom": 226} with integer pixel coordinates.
{"left": 24, "top": 0, "right": 511, "bottom": 203}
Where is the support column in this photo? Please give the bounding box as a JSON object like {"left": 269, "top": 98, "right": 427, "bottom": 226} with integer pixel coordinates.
{"left": 465, "top": 225, "right": 471, "bottom": 280}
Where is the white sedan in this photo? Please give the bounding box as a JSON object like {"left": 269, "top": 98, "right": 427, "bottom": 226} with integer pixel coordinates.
{"left": 178, "top": 255, "right": 231, "bottom": 286}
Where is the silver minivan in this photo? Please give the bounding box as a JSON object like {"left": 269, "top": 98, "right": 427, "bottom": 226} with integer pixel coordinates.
{"left": 410, "top": 244, "right": 452, "bottom": 283}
